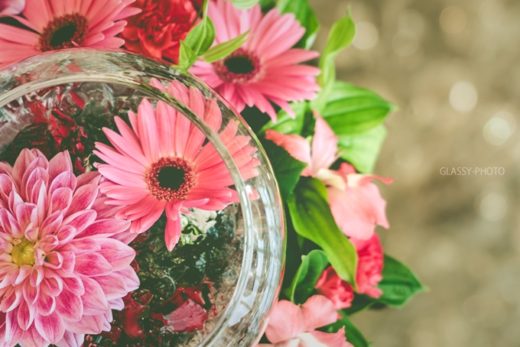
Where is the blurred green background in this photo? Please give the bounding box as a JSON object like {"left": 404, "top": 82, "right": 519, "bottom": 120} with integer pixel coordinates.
{"left": 310, "top": 0, "right": 520, "bottom": 346}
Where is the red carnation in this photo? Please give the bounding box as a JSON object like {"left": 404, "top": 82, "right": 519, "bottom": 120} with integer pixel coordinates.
{"left": 122, "top": 0, "right": 199, "bottom": 64}
{"left": 315, "top": 234, "right": 385, "bottom": 308}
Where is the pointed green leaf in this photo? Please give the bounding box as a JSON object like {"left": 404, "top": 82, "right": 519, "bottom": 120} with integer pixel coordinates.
{"left": 287, "top": 250, "right": 329, "bottom": 303}
{"left": 231, "top": 0, "right": 259, "bottom": 8}
{"left": 202, "top": 32, "right": 249, "bottom": 63}
{"left": 262, "top": 140, "right": 306, "bottom": 200}
{"left": 318, "top": 14, "right": 356, "bottom": 89}
{"left": 377, "top": 255, "right": 425, "bottom": 307}
{"left": 260, "top": 102, "right": 311, "bottom": 135}
{"left": 323, "top": 314, "right": 370, "bottom": 347}
{"left": 338, "top": 125, "right": 387, "bottom": 173}
{"left": 178, "top": 17, "right": 216, "bottom": 70}
{"left": 288, "top": 178, "right": 357, "bottom": 284}
{"left": 322, "top": 82, "right": 394, "bottom": 135}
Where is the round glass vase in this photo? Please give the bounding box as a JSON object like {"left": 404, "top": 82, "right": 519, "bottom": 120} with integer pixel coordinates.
{"left": 0, "top": 49, "right": 284, "bottom": 347}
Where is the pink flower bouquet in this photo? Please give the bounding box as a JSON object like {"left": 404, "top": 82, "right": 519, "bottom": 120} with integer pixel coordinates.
{"left": 0, "top": 0, "right": 423, "bottom": 346}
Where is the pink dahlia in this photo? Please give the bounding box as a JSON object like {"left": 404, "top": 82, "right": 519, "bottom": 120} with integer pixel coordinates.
{"left": 191, "top": 0, "right": 320, "bottom": 120}
{"left": 0, "top": 0, "right": 24, "bottom": 16}
{"left": 260, "top": 295, "right": 351, "bottom": 347}
{"left": 266, "top": 116, "right": 392, "bottom": 240}
{"left": 94, "top": 80, "right": 259, "bottom": 251}
{"left": 0, "top": 0, "right": 140, "bottom": 67}
{"left": 0, "top": 149, "right": 139, "bottom": 346}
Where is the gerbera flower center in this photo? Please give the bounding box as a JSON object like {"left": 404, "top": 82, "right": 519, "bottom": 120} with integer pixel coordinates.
{"left": 11, "top": 238, "right": 35, "bottom": 266}
{"left": 39, "top": 13, "right": 88, "bottom": 51}
{"left": 215, "top": 49, "right": 261, "bottom": 83}
{"left": 146, "top": 157, "right": 195, "bottom": 201}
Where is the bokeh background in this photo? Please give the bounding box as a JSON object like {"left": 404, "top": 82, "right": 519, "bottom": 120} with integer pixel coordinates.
{"left": 309, "top": 0, "right": 520, "bottom": 346}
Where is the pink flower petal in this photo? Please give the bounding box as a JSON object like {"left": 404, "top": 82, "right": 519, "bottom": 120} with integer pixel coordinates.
{"left": 301, "top": 295, "right": 338, "bottom": 331}
{"left": 265, "top": 300, "right": 305, "bottom": 343}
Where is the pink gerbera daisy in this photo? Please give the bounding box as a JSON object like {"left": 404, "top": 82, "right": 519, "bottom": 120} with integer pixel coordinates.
{"left": 191, "top": 0, "right": 320, "bottom": 120}
{"left": 0, "top": 149, "right": 139, "bottom": 346}
{"left": 94, "top": 80, "right": 259, "bottom": 251}
{"left": 0, "top": 0, "right": 140, "bottom": 67}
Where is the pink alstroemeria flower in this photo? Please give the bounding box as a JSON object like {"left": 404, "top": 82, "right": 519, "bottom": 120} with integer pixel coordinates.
{"left": 265, "top": 117, "right": 391, "bottom": 240}
{"left": 259, "top": 295, "right": 352, "bottom": 347}
{"left": 0, "top": 0, "right": 24, "bottom": 16}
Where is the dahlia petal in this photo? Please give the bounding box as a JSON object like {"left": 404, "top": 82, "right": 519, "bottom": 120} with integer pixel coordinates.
{"left": 81, "top": 277, "right": 109, "bottom": 315}
{"left": 41, "top": 275, "right": 64, "bottom": 297}
{"left": 94, "top": 275, "right": 127, "bottom": 300}
{"left": 14, "top": 266, "right": 31, "bottom": 286}
{"left": 40, "top": 211, "right": 64, "bottom": 237}
{"left": 57, "top": 331, "right": 84, "bottom": 347}
{"left": 23, "top": 283, "right": 40, "bottom": 305}
{"left": 66, "top": 314, "right": 104, "bottom": 335}
{"left": 63, "top": 210, "right": 97, "bottom": 234}
{"left": 75, "top": 253, "right": 112, "bottom": 276}
{"left": 78, "top": 218, "right": 130, "bottom": 239}
{"left": 36, "top": 293, "right": 56, "bottom": 316}
{"left": 44, "top": 251, "right": 64, "bottom": 270}
{"left": 48, "top": 151, "right": 73, "bottom": 183}
{"left": 35, "top": 311, "right": 65, "bottom": 344}
{"left": 0, "top": 287, "right": 21, "bottom": 312}
{"left": 98, "top": 239, "right": 135, "bottom": 270}
{"left": 50, "top": 187, "right": 73, "bottom": 214}
{"left": 62, "top": 276, "right": 85, "bottom": 297}
{"left": 17, "top": 300, "right": 35, "bottom": 330}
{"left": 56, "top": 289, "right": 83, "bottom": 322}
{"left": 5, "top": 310, "right": 24, "bottom": 344}
{"left": 50, "top": 171, "right": 77, "bottom": 194}
{"left": 39, "top": 234, "right": 60, "bottom": 252}
{"left": 67, "top": 183, "right": 98, "bottom": 214}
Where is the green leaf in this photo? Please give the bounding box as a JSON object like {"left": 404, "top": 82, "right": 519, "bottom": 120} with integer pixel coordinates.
{"left": 287, "top": 250, "right": 329, "bottom": 303}
{"left": 377, "top": 255, "right": 424, "bottom": 307}
{"left": 322, "top": 82, "right": 394, "bottom": 135}
{"left": 323, "top": 315, "right": 370, "bottom": 347}
{"left": 277, "top": 0, "right": 319, "bottom": 48}
{"left": 261, "top": 102, "right": 310, "bottom": 135}
{"left": 202, "top": 32, "right": 249, "bottom": 63}
{"left": 262, "top": 140, "right": 306, "bottom": 201}
{"left": 178, "top": 41, "right": 196, "bottom": 71}
{"left": 343, "top": 295, "right": 375, "bottom": 315}
{"left": 288, "top": 178, "right": 357, "bottom": 284}
{"left": 337, "top": 125, "right": 387, "bottom": 173}
{"left": 318, "top": 14, "right": 356, "bottom": 89}
{"left": 231, "top": 0, "right": 259, "bottom": 9}
{"left": 178, "top": 17, "right": 216, "bottom": 70}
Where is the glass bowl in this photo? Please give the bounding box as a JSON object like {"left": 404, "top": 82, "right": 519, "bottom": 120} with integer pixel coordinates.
{"left": 0, "top": 49, "right": 284, "bottom": 347}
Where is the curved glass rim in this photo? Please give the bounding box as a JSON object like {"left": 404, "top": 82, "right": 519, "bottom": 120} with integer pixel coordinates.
{"left": 0, "top": 49, "right": 285, "bottom": 346}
